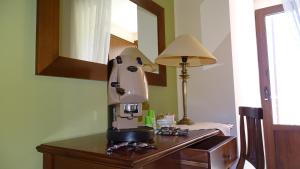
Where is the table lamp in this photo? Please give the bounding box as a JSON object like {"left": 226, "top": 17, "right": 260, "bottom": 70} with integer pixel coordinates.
{"left": 155, "top": 34, "right": 217, "bottom": 125}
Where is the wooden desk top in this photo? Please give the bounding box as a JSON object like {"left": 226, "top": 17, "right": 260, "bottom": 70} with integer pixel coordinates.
{"left": 37, "top": 129, "right": 220, "bottom": 169}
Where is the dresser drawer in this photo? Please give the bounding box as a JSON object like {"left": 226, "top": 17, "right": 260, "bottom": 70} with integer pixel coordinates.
{"left": 169, "top": 136, "right": 237, "bottom": 169}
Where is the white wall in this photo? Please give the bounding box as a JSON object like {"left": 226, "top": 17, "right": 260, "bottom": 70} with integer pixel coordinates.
{"left": 229, "top": 0, "right": 280, "bottom": 168}
{"left": 254, "top": 0, "right": 282, "bottom": 9}
{"left": 174, "top": 0, "right": 203, "bottom": 39}
{"left": 229, "top": 1, "right": 260, "bottom": 169}
{"left": 175, "top": 0, "right": 282, "bottom": 168}
{"left": 229, "top": 0, "right": 262, "bottom": 109}
{"left": 174, "top": 0, "right": 237, "bottom": 136}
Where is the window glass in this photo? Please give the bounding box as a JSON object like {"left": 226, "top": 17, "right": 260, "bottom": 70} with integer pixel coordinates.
{"left": 266, "top": 12, "right": 300, "bottom": 125}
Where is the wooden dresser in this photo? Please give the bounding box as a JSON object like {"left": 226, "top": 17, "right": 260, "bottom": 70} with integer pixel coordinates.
{"left": 36, "top": 129, "right": 237, "bottom": 169}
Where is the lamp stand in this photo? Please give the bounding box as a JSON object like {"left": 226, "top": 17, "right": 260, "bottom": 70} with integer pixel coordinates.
{"left": 177, "top": 56, "right": 194, "bottom": 125}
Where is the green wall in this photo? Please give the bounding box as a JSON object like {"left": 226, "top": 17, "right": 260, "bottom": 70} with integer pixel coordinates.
{"left": 0, "top": 0, "right": 176, "bottom": 169}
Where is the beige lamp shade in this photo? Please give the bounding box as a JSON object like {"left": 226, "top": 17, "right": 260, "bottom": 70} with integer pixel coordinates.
{"left": 155, "top": 34, "right": 217, "bottom": 67}
{"left": 120, "top": 47, "right": 158, "bottom": 72}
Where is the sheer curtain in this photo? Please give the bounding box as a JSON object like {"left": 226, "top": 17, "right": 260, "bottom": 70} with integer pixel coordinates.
{"left": 265, "top": 1, "right": 300, "bottom": 125}
{"left": 283, "top": 0, "right": 300, "bottom": 34}
{"left": 60, "top": 0, "right": 112, "bottom": 64}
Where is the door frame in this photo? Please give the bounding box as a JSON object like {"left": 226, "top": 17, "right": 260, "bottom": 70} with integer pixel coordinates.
{"left": 255, "top": 5, "right": 284, "bottom": 169}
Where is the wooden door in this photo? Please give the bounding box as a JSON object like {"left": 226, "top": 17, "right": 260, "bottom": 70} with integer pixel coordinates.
{"left": 256, "top": 5, "right": 300, "bottom": 169}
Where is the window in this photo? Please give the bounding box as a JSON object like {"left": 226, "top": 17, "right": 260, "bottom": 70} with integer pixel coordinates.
{"left": 265, "top": 11, "right": 300, "bottom": 125}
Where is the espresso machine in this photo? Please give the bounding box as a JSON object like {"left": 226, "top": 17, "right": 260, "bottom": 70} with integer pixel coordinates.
{"left": 107, "top": 51, "right": 154, "bottom": 144}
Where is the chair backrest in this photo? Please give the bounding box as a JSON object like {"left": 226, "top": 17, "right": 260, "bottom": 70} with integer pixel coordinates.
{"left": 237, "top": 107, "right": 265, "bottom": 169}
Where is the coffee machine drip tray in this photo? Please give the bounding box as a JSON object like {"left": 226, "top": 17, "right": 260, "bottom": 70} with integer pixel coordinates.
{"left": 107, "top": 126, "right": 154, "bottom": 144}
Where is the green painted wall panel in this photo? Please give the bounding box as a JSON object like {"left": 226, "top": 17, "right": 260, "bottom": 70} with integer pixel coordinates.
{"left": 0, "top": 0, "right": 176, "bottom": 169}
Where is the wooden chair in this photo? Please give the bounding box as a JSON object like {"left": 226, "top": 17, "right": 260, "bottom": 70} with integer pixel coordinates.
{"left": 237, "top": 107, "right": 265, "bottom": 169}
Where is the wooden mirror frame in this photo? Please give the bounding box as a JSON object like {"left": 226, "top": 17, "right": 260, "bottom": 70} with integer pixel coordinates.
{"left": 36, "top": 0, "right": 166, "bottom": 86}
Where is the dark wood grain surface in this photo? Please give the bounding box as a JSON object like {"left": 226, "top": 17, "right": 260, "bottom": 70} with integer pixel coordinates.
{"left": 37, "top": 129, "right": 220, "bottom": 169}
{"left": 255, "top": 5, "right": 283, "bottom": 168}
{"left": 237, "top": 107, "right": 264, "bottom": 169}
{"left": 274, "top": 126, "right": 300, "bottom": 169}
{"left": 254, "top": 5, "right": 300, "bottom": 169}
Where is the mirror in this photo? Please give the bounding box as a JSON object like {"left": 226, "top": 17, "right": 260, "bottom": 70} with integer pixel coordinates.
{"left": 36, "top": 0, "right": 166, "bottom": 86}
{"left": 109, "top": 0, "right": 159, "bottom": 72}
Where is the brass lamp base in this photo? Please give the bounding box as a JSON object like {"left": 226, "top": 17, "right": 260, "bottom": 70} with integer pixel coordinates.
{"left": 177, "top": 117, "right": 194, "bottom": 125}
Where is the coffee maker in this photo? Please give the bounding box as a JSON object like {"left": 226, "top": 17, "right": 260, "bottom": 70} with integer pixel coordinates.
{"left": 107, "top": 51, "right": 154, "bottom": 144}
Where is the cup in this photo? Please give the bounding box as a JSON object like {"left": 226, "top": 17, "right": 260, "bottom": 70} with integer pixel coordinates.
{"left": 145, "top": 110, "right": 156, "bottom": 129}
{"left": 144, "top": 116, "right": 152, "bottom": 127}
{"left": 148, "top": 110, "right": 156, "bottom": 118}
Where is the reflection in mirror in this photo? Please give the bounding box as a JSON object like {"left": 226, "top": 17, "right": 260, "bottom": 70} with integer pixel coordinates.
{"left": 36, "top": 0, "right": 166, "bottom": 85}
{"left": 59, "top": 0, "right": 159, "bottom": 73}
{"left": 59, "top": 0, "right": 112, "bottom": 64}
{"left": 138, "top": 5, "right": 159, "bottom": 72}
